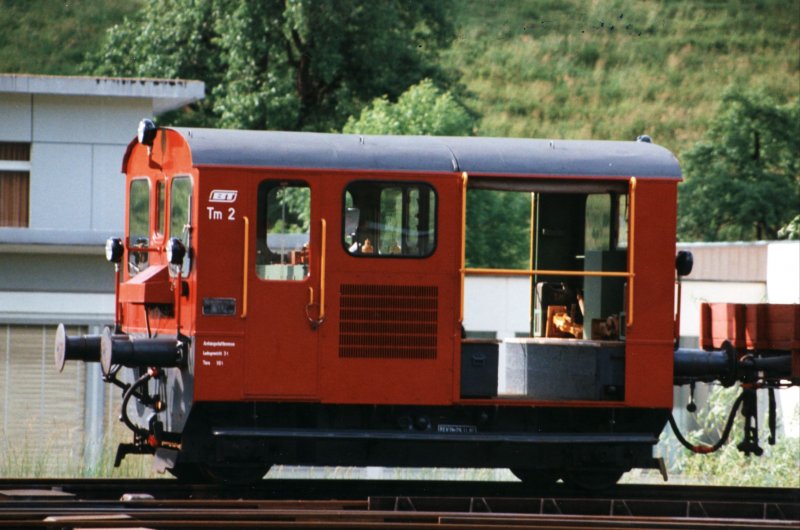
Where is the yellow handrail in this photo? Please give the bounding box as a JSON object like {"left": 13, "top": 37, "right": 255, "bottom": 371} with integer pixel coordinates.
{"left": 319, "top": 217, "right": 327, "bottom": 322}
{"left": 627, "top": 177, "right": 636, "bottom": 328}
{"left": 459, "top": 172, "right": 469, "bottom": 323}
{"left": 241, "top": 215, "right": 249, "bottom": 319}
{"left": 465, "top": 268, "right": 632, "bottom": 278}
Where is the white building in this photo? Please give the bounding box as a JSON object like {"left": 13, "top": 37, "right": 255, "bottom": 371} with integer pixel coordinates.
{"left": 0, "top": 74, "right": 203, "bottom": 473}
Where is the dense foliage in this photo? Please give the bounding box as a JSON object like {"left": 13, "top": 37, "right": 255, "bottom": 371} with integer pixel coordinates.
{"left": 663, "top": 385, "right": 800, "bottom": 487}
{"left": 678, "top": 90, "right": 800, "bottom": 241}
{"left": 85, "top": 0, "right": 454, "bottom": 131}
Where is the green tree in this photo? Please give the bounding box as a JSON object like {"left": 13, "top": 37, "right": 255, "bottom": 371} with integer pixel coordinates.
{"left": 87, "top": 0, "right": 454, "bottom": 131}
{"left": 678, "top": 90, "right": 800, "bottom": 241}
{"left": 343, "top": 79, "right": 474, "bottom": 136}
{"left": 465, "top": 190, "right": 531, "bottom": 269}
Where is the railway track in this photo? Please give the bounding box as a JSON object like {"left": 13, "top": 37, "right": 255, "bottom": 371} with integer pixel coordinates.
{"left": 1, "top": 479, "right": 798, "bottom": 529}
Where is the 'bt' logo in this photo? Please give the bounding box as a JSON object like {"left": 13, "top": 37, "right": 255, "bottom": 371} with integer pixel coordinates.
{"left": 209, "top": 190, "right": 238, "bottom": 203}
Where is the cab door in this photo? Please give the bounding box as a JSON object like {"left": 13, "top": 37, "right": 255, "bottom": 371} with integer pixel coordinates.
{"left": 243, "top": 177, "right": 319, "bottom": 398}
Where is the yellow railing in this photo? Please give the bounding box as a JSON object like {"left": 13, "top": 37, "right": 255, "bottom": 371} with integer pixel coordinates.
{"left": 241, "top": 215, "right": 249, "bottom": 319}
{"left": 459, "top": 172, "right": 468, "bottom": 322}
{"left": 319, "top": 218, "right": 327, "bottom": 322}
{"left": 627, "top": 177, "right": 636, "bottom": 327}
{"left": 466, "top": 268, "right": 632, "bottom": 278}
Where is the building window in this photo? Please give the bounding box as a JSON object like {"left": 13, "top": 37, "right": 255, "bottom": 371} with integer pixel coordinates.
{"left": 0, "top": 142, "right": 31, "bottom": 227}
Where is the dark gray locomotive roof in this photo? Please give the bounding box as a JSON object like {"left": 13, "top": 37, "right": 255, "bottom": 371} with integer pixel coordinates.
{"left": 173, "top": 127, "right": 682, "bottom": 179}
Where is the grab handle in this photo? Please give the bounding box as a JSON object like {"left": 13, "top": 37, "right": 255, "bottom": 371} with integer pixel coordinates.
{"left": 241, "top": 215, "right": 249, "bottom": 319}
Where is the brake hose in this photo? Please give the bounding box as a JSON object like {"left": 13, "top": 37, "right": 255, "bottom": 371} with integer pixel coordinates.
{"left": 120, "top": 370, "right": 153, "bottom": 437}
{"left": 668, "top": 391, "right": 745, "bottom": 454}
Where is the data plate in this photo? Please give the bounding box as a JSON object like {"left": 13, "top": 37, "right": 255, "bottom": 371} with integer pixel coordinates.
{"left": 202, "top": 297, "right": 236, "bottom": 316}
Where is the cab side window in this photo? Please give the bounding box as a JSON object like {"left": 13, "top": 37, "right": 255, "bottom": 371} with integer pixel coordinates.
{"left": 256, "top": 181, "right": 311, "bottom": 280}
{"left": 343, "top": 181, "right": 436, "bottom": 257}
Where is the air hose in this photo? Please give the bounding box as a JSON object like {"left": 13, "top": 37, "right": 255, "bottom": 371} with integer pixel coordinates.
{"left": 668, "top": 391, "right": 745, "bottom": 454}
{"left": 120, "top": 370, "right": 153, "bottom": 437}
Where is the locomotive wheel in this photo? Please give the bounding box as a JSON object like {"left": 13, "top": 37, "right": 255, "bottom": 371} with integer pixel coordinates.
{"left": 561, "top": 468, "right": 624, "bottom": 490}
{"left": 510, "top": 468, "right": 560, "bottom": 487}
{"left": 201, "top": 463, "right": 271, "bottom": 484}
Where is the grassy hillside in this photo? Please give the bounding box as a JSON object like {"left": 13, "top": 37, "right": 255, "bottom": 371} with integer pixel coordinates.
{"left": 444, "top": 0, "right": 799, "bottom": 155}
{"left": 0, "top": 0, "right": 140, "bottom": 75}
{"left": 1, "top": 0, "right": 797, "bottom": 156}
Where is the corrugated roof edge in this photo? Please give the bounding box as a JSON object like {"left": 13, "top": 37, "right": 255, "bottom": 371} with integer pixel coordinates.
{"left": 170, "top": 127, "right": 681, "bottom": 179}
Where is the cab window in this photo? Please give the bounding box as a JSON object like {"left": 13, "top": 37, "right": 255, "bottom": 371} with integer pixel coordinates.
{"left": 169, "top": 176, "right": 193, "bottom": 275}
{"left": 156, "top": 180, "right": 166, "bottom": 236}
{"left": 343, "top": 181, "right": 436, "bottom": 257}
{"left": 128, "top": 178, "right": 150, "bottom": 276}
{"left": 256, "top": 181, "right": 311, "bottom": 281}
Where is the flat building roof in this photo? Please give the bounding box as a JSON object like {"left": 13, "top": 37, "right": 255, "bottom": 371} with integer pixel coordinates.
{"left": 0, "top": 74, "right": 204, "bottom": 114}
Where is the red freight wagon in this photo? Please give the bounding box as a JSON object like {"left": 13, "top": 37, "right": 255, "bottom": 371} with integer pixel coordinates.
{"left": 56, "top": 122, "right": 796, "bottom": 488}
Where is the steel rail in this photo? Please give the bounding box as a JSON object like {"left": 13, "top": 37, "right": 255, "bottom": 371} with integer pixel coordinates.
{"left": 0, "top": 478, "right": 798, "bottom": 503}
{"left": 0, "top": 504, "right": 797, "bottom": 530}
{"left": 1, "top": 479, "right": 797, "bottom": 530}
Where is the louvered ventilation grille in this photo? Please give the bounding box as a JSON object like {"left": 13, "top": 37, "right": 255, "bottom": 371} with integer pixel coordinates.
{"left": 339, "top": 284, "right": 438, "bottom": 359}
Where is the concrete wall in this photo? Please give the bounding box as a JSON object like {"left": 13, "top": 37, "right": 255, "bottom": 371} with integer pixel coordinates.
{"left": 1, "top": 94, "right": 151, "bottom": 234}
{"left": 0, "top": 93, "right": 31, "bottom": 140}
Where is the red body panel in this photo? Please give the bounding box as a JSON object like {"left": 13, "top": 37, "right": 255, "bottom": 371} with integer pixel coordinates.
{"left": 624, "top": 180, "right": 678, "bottom": 409}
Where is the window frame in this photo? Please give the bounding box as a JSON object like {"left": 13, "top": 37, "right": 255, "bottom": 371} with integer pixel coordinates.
{"left": 0, "top": 142, "right": 31, "bottom": 228}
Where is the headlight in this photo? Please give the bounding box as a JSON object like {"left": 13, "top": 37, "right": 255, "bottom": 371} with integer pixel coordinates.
{"left": 105, "top": 237, "right": 124, "bottom": 263}
{"left": 137, "top": 118, "right": 157, "bottom": 146}
{"left": 166, "top": 237, "right": 186, "bottom": 266}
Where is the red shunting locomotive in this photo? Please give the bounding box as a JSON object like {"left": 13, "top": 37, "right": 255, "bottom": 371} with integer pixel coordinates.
{"left": 55, "top": 120, "right": 799, "bottom": 488}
